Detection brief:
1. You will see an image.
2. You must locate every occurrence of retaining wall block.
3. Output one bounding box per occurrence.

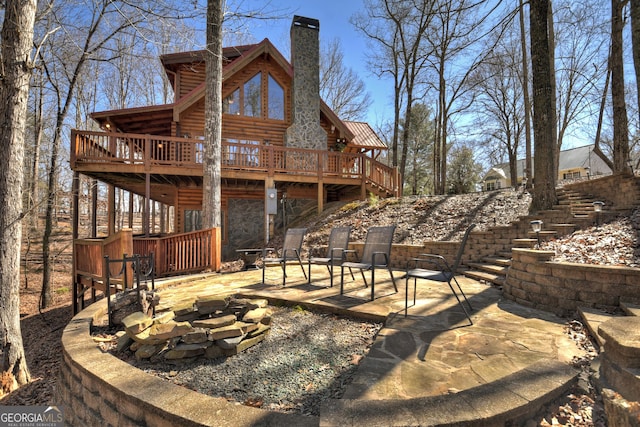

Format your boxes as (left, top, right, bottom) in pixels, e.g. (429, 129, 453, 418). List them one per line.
(551, 267, 587, 281)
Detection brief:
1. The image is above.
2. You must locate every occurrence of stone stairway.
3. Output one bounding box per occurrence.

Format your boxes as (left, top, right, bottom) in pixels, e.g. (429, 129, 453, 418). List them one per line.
(461, 176, 640, 287)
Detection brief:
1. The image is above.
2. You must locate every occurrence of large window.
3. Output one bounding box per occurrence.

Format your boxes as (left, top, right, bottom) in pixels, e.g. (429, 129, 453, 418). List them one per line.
(223, 71, 285, 121)
(244, 73, 261, 117)
(223, 89, 240, 115)
(268, 74, 284, 120)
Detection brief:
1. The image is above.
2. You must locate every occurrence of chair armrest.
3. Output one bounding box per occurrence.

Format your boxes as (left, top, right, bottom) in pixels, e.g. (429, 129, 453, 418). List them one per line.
(262, 247, 276, 257)
(342, 249, 358, 262)
(330, 247, 346, 260)
(409, 254, 451, 271)
(371, 251, 389, 267)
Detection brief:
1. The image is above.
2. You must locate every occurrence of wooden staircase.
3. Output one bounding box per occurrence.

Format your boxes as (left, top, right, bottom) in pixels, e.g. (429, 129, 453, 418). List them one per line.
(461, 176, 640, 287)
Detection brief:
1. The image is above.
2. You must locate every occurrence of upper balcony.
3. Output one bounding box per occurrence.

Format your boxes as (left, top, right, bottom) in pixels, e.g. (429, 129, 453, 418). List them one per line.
(70, 130, 401, 200)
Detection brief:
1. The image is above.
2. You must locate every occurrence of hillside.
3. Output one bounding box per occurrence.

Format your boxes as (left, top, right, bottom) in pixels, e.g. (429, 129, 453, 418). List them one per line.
(298, 189, 532, 248)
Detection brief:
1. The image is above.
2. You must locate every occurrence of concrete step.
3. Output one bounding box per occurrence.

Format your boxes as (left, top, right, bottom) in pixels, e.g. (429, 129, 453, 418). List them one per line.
(578, 306, 622, 351)
(621, 300, 640, 317)
(463, 269, 505, 287)
(483, 256, 511, 267)
(321, 360, 579, 426)
(466, 262, 508, 275)
(546, 224, 577, 237)
(512, 238, 537, 248)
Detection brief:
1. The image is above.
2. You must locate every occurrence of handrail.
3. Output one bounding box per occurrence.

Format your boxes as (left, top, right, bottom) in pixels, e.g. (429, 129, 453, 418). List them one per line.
(71, 129, 400, 197)
(133, 228, 221, 276)
(73, 229, 134, 314)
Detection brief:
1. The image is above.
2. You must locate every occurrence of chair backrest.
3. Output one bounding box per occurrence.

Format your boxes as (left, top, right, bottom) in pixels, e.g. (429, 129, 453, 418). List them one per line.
(360, 225, 396, 266)
(450, 224, 476, 273)
(326, 226, 351, 259)
(282, 228, 307, 259)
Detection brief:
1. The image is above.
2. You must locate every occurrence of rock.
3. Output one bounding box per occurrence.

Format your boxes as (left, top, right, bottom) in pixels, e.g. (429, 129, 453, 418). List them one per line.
(195, 295, 230, 314)
(216, 334, 247, 350)
(235, 321, 259, 334)
(122, 312, 153, 335)
(135, 344, 163, 359)
(192, 314, 236, 329)
(172, 300, 196, 316)
(246, 323, 271, 338)
(182, 328, 208, 344)
(152, 311, 175, 325)
(148, 321, 194, 341)
(223, 332, 267, 355)
(242, 308, 270, 323)
(164, 343, 209, 360)
(117, 334, 134, 352)
(208, 324, 244, 340)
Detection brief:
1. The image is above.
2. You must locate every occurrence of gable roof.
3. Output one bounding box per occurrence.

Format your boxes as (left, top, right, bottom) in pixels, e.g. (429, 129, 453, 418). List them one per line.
(483, 144, 612, 182)
(343, 121, 386, 150)
(91, 38, 356, 142)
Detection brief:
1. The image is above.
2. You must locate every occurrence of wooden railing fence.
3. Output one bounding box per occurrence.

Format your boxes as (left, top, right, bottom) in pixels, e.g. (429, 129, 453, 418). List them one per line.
(73, 228, 221, 313)
(71, 130, 400, 197)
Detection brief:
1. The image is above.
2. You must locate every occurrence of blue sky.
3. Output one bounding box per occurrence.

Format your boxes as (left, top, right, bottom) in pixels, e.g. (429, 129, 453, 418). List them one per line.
(244, 0, 393, 127)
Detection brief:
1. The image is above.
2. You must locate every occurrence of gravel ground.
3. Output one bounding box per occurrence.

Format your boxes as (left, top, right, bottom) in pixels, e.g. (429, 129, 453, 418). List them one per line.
(116, 306, 382, 417)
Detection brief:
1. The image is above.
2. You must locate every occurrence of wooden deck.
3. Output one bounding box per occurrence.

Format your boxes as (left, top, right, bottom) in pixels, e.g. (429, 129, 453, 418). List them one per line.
(71, 130, 400, 199)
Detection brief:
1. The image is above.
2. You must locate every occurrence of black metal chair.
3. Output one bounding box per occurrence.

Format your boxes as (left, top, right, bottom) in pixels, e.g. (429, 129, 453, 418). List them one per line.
(403, 224, 476, 325)
(307, 226, 352, 287)
(261, 228, 308, 286)
(340, 225, 398, 301)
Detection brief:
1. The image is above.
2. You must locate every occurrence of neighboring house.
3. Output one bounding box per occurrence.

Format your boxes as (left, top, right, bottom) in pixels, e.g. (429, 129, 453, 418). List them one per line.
(70, 15, 399, 281)
(481, 144, 612, 191)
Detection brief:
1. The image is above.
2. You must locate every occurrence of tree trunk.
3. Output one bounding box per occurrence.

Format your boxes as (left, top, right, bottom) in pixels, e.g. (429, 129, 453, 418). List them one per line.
(611, 0, 630, 173)
(630, 0, 640, 125)
(203, 0, 223, 230)
(547, 0, 559, 179)
(529, 0, 557, 212)
(519, 0, 533, 188)
(0, 0, 37, 395)
(28, 73, 43, 230)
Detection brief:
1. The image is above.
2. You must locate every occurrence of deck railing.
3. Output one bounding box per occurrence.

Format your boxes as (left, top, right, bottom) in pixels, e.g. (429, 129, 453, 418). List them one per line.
(133, 228, 221, 276)
(73, 228, 221, 313)
(71, 130, 400, 196)
(73, 229, 135, 313)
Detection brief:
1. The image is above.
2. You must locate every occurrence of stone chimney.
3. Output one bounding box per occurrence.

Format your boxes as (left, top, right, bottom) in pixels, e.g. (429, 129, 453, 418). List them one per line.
(284, 16, 327, 150)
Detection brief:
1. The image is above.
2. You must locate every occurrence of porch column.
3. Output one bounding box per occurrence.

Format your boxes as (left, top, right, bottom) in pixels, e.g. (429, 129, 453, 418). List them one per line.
(108, 184, 115, 235)
(128, 191, 134, 228)
(144, 173, 150, 236)
(317, 182, 323, 214)
(160, 203, 166, 234)
(91, 178, 97, 238)
(265, 178, 275, 243)
(71, 172, 80, 314)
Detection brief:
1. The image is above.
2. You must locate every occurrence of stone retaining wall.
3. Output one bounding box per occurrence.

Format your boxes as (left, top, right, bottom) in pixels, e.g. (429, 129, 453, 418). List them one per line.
(504, 248, 640, 316)
(56, 299, 316, 426)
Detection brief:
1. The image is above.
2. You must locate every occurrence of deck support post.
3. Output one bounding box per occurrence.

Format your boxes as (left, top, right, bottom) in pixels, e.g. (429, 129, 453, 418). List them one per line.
(108, 184, 115, 235)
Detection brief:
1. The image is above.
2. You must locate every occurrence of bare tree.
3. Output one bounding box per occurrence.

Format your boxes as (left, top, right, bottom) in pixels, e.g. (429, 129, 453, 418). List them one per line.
(352, 0, 435, 193)
(37, 0, 190, 308)
(529, 0, 557, 211)
(427, 0, 504, 195)
(472, 34, 524, 189)
(0, 0, 37, 395)
(320, 38, 373, 121)
(402, 103, 434, 195)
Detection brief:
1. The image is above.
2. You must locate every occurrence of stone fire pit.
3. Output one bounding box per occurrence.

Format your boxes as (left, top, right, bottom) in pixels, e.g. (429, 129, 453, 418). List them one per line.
(118, 294, 272, 361)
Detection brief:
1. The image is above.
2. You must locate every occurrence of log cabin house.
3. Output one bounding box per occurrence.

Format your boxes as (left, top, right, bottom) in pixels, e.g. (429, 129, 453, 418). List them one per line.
(70, 16, 400, 311)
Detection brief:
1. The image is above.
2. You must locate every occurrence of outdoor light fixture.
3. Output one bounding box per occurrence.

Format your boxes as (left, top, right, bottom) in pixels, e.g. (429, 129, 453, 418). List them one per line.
(530, 220, 543, 249)
(593, 201, 604, 228)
